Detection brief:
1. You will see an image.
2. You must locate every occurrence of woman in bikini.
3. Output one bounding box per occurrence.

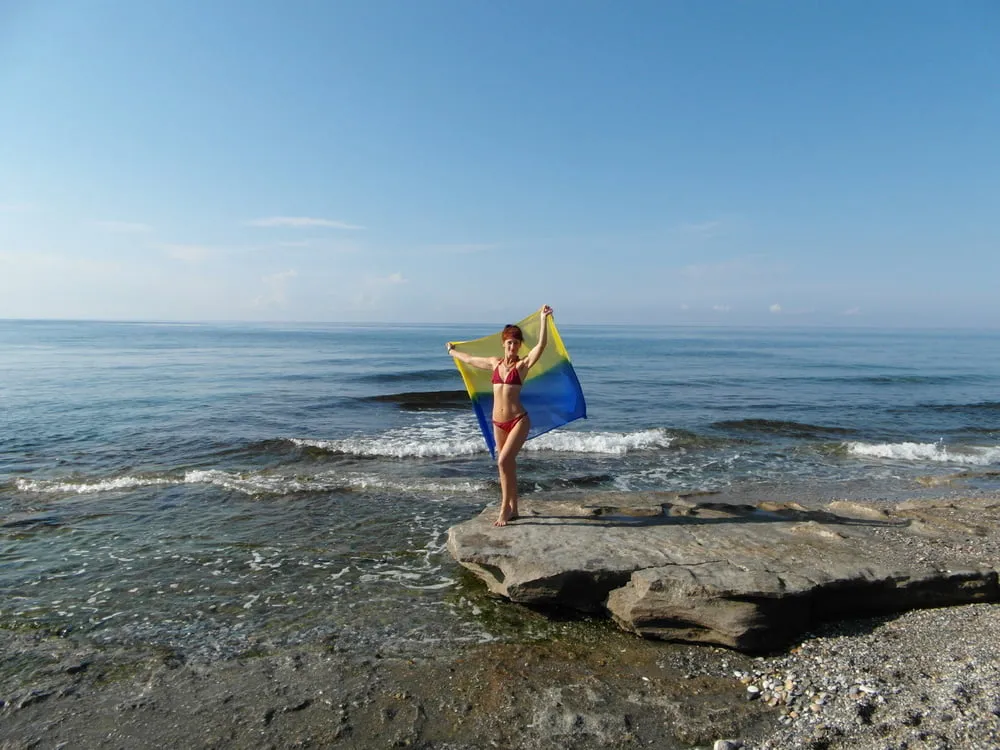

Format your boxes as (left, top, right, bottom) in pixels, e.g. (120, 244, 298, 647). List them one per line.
(446, 305, 552, 526)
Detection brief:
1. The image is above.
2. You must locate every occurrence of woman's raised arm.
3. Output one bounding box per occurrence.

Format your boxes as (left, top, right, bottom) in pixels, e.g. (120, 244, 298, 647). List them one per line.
(446, 342, 496, 370)
(522, 305, 553, 370)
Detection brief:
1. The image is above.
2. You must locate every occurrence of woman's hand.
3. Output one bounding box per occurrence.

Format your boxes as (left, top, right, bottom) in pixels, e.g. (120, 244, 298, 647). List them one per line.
(540, 305, 553, 319)
(446, 342, 455, 354)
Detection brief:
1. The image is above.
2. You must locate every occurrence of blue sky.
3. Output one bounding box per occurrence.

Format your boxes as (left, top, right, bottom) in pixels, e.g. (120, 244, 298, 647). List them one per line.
(1, 1, 997, 326)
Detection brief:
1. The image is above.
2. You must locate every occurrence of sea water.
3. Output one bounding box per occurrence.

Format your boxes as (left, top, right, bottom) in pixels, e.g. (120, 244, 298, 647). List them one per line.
(2, 320, 999, 659)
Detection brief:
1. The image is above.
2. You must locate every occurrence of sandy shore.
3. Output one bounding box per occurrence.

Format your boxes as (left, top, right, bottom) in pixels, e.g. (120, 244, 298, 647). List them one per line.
(3, 493, 999, 749)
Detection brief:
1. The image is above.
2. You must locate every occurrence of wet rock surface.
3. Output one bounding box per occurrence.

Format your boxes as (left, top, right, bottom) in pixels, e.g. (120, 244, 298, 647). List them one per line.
(3, 600, 999, 749)
(0, 623, 770, 750)
(448, 493, 1000, 651)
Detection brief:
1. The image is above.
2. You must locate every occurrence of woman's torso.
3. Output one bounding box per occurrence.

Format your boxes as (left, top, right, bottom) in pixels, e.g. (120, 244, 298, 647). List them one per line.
(491, 360, 527, 419)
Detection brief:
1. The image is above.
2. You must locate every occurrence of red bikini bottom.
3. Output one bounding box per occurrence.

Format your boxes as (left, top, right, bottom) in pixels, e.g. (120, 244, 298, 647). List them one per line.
(492, 413, 527, 433)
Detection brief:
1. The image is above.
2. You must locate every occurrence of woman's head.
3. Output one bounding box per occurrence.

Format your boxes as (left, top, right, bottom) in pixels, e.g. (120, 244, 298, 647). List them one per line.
(501, 325, 523, 342)
(501, 324, 523, 359)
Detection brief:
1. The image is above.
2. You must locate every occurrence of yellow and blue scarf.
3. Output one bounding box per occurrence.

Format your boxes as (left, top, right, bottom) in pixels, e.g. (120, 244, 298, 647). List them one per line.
(451, 311, 586, 456)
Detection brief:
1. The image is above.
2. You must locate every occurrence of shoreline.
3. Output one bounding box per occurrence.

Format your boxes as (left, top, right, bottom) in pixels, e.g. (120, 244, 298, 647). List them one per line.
(3, 490, 999, 749)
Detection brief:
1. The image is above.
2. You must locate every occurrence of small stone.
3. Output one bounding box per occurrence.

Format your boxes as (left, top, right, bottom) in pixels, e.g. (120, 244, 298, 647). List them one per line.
(855, 701, 876, 725)
(65, 660, 91, 675)
(17, 689, 54, 710)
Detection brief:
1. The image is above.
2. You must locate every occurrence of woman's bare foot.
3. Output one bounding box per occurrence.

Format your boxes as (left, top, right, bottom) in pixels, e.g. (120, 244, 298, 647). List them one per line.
(494, 506, 517, 527)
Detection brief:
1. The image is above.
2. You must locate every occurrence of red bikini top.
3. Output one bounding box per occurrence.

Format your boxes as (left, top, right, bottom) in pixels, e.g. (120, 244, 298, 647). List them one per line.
(491, 363, 522, 385)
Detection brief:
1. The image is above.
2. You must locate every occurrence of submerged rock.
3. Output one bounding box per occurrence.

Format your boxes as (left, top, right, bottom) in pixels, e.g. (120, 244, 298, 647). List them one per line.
(447, 493, 1000, 652)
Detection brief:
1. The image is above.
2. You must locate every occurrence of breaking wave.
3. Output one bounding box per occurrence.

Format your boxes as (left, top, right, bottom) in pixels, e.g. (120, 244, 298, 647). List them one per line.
(14, 470, 491, 497)
(293, 426, 677, 458)
(846, 441, 1000, 466)
(14, 476, 174, 494)
(526, 428, 675, 455)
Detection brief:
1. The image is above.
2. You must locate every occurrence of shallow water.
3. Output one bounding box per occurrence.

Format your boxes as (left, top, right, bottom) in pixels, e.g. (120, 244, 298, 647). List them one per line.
(3, 320, 1000, 657)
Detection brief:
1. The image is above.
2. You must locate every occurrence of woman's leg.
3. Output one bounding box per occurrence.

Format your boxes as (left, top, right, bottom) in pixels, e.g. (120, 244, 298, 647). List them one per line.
(493, 424, 509, 520)
(494, 417, 530, 526)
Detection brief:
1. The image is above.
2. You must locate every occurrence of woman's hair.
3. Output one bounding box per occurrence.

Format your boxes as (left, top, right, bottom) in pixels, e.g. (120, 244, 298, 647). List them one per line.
(501, 324, 523, 341)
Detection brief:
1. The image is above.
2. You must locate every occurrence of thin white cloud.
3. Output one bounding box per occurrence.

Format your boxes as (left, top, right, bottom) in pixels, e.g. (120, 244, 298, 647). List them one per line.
(769, 303, 782, 314)
(91, 220, 153, 233)
(162, 244, 215, 263)
(843, 307, 862, 316)
(248, 216, 365, 230)
(712, 305, 731, 312)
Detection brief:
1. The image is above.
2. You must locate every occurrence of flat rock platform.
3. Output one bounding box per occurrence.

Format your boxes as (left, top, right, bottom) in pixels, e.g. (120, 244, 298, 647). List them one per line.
(447, 492, 1000, 652)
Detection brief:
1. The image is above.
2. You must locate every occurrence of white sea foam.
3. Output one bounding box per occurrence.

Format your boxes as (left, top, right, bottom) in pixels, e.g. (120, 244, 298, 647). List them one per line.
(293, 435, 484, 458)
(185, 469, 489, 496)
(341, 476, 490, 494)
(527, 428, 674, 455)
(15, 469, 489, 498)
(847, 441, 1000, 466)
(14, 476, 174, 494)
(291, 416, 486, 458)
(292, 424, 675, 458)
(183, 469, 319, 495)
